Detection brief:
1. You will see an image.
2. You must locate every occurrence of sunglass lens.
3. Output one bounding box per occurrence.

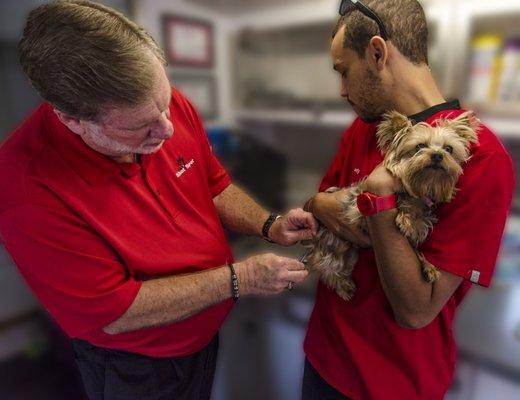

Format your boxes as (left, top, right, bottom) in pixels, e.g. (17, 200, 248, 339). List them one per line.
(339, 0, 350, 15)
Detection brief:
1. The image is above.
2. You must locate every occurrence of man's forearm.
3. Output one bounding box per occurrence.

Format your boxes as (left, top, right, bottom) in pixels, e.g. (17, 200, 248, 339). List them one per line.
(103, 265, 237, 335)
(103, 252, 309, 335)
(214, 184, 269, 237)
(366, 209, 435, 326)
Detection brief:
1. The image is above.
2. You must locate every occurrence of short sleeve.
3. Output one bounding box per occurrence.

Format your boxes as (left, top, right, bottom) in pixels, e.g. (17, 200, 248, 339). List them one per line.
(420, 151, 515, 287)
(319, 122, 357, 192)
(174, 89, 232, 197)
(0, 203, 142, 338)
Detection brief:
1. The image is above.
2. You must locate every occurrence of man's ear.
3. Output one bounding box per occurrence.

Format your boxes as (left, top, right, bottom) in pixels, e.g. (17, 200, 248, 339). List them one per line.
(368, 36, 388, 71)
(53, 109, 86, 135)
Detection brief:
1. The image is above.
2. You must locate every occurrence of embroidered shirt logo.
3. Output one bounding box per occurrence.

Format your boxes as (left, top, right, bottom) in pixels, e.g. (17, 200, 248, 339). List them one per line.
(176, 157, 195, 178)
(177, 157, 187, 169)
(354, 168, 361, 175)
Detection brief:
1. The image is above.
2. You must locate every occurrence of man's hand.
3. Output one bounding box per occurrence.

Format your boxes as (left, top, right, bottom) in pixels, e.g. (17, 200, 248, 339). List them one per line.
(235, 253, 309, 295)
(268, 208, 318, 246)
(309, 189, 371, 247)
(364, 163, 401, 196)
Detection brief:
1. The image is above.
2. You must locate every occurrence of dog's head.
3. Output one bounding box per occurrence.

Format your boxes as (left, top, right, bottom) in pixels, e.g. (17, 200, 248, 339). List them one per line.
(376, 110, 479, 203)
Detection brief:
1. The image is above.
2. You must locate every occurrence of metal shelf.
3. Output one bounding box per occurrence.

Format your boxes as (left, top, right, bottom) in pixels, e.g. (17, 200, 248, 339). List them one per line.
(469, 103, 520, 138)
(234, 108, 520, 138)
(469, 102, 520, 118)
(234, 108, 355, 127)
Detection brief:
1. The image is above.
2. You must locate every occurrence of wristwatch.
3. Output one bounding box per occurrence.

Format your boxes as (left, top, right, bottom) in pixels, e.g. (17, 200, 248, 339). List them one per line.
(262, 213, 282, 243)
(356, 192, 397, 216)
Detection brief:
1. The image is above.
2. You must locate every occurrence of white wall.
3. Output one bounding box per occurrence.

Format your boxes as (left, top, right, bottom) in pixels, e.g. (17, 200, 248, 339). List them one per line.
(133, 0, 342, 127)
(134, 0, 234, 126)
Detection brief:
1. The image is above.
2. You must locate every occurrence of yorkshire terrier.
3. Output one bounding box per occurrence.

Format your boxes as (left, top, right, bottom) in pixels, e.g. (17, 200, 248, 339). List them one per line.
(303, 111, 479, 300)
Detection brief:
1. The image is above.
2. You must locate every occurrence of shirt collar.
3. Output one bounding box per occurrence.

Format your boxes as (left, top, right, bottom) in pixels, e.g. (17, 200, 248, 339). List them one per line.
(408, 99, 461, 124)
(41, 103, 142, 185)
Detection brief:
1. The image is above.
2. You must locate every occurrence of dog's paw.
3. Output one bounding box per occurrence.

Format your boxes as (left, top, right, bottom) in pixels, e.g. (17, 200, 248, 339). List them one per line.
(336, 288, 355, 301)
(422, 265, 441, 283)
(395, 212, 416, 239)
(335, 281, 356, 301)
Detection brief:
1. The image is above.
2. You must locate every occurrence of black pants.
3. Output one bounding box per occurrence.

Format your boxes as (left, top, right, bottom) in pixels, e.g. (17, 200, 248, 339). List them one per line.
(71, 335, 219, 400)
(302, 359, 351, 400)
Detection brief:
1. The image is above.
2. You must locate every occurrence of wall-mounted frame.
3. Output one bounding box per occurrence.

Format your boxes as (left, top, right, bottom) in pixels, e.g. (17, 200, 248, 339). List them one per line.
(171, 72, 217, 121)
(162, 15, 214, 68)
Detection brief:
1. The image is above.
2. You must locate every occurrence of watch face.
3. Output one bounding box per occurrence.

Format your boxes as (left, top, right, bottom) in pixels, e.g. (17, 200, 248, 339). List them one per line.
(357, 192, 375, 215)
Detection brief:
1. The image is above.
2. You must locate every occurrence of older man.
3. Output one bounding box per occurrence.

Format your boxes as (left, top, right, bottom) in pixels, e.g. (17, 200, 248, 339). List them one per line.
(0, 1, 316, 399)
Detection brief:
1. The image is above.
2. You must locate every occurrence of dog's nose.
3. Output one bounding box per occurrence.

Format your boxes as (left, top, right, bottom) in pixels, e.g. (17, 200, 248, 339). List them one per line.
(431, 153, 443, 164)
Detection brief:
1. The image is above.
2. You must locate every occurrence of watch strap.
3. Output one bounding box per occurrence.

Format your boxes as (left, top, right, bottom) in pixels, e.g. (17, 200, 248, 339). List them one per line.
(262, 213, 282, 243)
(374, 194, 397, 212)
(357, 192, 397, 216)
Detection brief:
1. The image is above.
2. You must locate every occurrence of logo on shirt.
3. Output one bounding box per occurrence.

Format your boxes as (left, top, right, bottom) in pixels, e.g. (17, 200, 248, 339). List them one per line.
(176, 156, 195, 178)
(354, 168, 361, 175)
(177, 157, 187, 169)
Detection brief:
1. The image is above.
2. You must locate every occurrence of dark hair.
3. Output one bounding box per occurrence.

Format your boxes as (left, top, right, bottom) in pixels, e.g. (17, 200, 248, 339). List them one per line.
(19, 0, 167, 120)
(333, 0, 428, 65)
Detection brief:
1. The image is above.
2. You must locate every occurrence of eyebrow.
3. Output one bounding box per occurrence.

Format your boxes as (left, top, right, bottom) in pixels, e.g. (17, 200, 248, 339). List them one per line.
(124, 121, 152, 131)
(123, 87, 172, 130)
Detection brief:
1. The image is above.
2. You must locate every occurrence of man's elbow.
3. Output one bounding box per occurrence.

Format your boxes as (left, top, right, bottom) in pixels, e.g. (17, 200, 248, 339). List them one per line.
(394, 312, 434, 330)
(103, 320, 125, 335)
(103, 325, 120, 335)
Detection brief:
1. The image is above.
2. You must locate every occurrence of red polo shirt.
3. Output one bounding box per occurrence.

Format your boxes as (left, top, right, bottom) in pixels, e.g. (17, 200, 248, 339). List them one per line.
(304, 106, 515, 399)
(0, 88, 234, 357)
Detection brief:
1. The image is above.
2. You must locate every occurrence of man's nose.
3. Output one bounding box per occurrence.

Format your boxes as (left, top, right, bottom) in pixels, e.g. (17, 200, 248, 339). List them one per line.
(151, 112, 174, 139)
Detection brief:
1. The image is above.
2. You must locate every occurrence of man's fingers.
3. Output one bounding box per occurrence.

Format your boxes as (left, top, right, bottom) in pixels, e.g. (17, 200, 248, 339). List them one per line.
(300, 229, 315, 240)
(276, 231, 311, 246)
(287, 209, 318, 231)
(303, 214, 318, 233)
(286, 229, 315, 243)
(282, 258, 306, 271)
(286, 269, 309, 283)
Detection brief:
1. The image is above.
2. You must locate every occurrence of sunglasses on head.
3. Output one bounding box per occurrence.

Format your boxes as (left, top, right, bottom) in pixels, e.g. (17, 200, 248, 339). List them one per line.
(339, 0, 389, 41)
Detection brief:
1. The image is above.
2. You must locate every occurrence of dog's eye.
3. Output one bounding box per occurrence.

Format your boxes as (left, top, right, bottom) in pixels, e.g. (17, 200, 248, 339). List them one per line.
(416, 143, 427, 152)
(444, 145, 453, 154)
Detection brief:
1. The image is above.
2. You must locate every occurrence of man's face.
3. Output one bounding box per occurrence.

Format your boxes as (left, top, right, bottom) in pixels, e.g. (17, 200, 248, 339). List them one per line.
(80, 57, 174, 160)
(331, 25, 387, 122)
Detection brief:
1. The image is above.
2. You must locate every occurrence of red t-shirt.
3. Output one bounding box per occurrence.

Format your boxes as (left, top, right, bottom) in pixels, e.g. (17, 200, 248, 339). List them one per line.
(304, 107, 515, 399)
(0, 88, 234, 357)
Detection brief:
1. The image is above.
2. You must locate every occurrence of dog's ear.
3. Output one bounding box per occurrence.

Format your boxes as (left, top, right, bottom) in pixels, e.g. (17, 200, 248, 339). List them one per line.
(376, 111, 412, 153)
(436, 110, 480, 144)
